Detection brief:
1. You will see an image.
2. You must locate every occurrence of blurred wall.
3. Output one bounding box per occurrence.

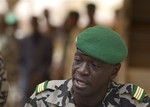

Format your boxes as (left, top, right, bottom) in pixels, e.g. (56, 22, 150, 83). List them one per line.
(123, 0, 150, 95)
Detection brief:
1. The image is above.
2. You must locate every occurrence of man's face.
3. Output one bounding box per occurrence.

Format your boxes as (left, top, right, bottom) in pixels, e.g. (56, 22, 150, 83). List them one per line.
(72, 50, 118, 96)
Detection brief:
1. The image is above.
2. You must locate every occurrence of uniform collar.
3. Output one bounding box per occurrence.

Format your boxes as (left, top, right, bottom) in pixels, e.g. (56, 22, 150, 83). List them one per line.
(45, 80, 125, 107)
(100, 81, 121, 107)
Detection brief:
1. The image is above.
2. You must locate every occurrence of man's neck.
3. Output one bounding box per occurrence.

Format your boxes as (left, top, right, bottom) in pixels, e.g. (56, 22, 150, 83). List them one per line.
(73, 86, 108, 107)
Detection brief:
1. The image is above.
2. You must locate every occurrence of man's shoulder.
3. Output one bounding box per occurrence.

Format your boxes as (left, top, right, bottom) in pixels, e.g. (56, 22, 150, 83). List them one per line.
(30, 79, 72, 99)
(117, 83, 150, 106)
(25, 79, 73, 107)
(35, 79, 71, 95)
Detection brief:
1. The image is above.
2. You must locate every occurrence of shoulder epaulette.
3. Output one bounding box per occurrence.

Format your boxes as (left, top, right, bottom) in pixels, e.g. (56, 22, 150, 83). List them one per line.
(36, 80, 49, 94)
(131, 85, 147, 102)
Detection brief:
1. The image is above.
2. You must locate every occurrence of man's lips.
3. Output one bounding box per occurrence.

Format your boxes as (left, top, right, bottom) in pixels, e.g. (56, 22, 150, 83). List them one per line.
(74, 78, 89, 88)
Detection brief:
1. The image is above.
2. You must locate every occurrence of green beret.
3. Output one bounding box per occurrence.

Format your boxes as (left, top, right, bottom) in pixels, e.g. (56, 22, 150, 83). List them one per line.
(76, 26, 128, 64)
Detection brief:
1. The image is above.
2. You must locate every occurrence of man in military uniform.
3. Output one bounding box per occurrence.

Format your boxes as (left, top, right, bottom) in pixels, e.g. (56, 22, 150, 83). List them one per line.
(24, 26, 150, 107)
(0, 53, 8, 106)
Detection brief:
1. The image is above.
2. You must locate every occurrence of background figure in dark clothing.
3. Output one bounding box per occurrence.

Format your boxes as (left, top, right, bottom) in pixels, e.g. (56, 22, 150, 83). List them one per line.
(41, 9, 57, 40)
(18, 16, 53, 105)
(85, 3, 97, 28)
(52, 11, 80, 79)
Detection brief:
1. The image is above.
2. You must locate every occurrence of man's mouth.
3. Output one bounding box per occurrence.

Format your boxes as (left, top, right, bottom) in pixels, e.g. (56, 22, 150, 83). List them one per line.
(77, 80, 86, 85)
(74, 78, 88, 88)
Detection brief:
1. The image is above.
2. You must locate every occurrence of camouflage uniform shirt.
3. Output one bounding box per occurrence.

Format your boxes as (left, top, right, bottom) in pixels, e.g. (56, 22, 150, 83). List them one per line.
(0, 54, 8, 106)
(24, 79, 150, 107)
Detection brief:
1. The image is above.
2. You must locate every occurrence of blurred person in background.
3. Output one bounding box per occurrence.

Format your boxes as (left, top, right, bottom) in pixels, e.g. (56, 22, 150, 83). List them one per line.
(18, 16, 53, 105)
(63, 11, 82, 78)
(85, 3, 97, 29)
(0, 13, 19, 107)
(40, 9, 57, 40)
(0, 53, 8, 107)
(0, 13, 19, 83)
(51, 11, 81, 79)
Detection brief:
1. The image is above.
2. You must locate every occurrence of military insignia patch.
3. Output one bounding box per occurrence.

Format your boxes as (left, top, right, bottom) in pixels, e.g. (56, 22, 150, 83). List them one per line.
(131, 85, 147, 102)
(36, 80, 48, 94)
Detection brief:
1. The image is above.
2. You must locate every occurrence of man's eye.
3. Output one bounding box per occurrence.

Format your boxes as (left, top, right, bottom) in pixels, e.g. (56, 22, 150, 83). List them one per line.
(75, 58, 80, 62)
(91, 63, 100, 68)
(74, 56, 81, 62)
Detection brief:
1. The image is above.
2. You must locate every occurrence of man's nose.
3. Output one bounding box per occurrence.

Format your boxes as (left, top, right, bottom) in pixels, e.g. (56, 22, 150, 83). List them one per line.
(78, 62, 90, 76)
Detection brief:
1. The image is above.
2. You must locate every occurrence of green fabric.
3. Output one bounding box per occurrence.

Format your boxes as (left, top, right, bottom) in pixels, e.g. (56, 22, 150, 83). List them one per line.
(44, 81, 48, 90)
(131, 85, 147, 102)
(140, 91, 146, 102)
(36, 80, 48, 94)
(36, 84, 39, 94)
(5, 12, 17, 25)
(76, 26, 128, 64)
(131, 85, 137, 96)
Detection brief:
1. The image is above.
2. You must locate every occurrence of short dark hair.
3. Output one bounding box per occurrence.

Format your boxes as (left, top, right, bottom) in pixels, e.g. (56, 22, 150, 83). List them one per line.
(86, 3, 96, 12)
(69, 11, 79, 19)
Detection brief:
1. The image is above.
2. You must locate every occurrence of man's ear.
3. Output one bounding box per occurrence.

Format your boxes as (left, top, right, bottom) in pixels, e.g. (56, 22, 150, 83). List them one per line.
(110, 63, 121, 80)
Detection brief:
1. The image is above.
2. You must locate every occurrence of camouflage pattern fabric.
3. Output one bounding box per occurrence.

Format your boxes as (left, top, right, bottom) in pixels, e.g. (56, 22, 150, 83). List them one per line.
(0, 54, 8, 106)
(24, 79, 150, 107)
